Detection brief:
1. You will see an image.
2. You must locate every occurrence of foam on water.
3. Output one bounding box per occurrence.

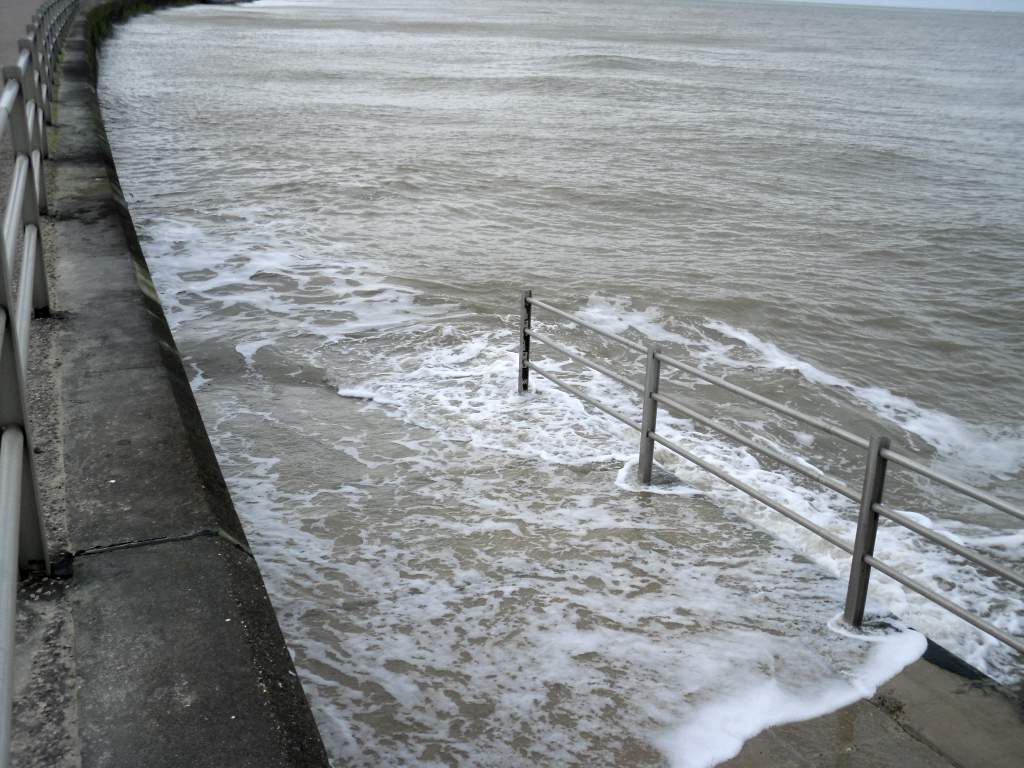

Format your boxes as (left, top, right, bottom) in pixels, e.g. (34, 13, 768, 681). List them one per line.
(655, 623, 926, 768)
(332, 298, 1020, 673)
(707, 319, 1024, 479)
(116, 211, 1019, 760)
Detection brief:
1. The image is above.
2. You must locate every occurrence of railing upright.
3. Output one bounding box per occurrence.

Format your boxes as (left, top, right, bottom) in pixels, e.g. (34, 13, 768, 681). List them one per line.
(637, 346, 660, 484)
(0, 425, 26, 768)
(844, 436, 891, 627)
(517, 290, 532, 394)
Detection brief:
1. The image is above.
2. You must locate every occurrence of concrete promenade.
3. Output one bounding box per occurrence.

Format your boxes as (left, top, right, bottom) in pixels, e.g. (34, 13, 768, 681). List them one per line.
(5, 1, 1023, 766)
(10, 1, 329, 766)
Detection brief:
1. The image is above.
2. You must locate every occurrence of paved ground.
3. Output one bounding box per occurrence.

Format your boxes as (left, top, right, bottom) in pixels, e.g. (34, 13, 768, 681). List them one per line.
(6, 1, 1024, 767)
(726, 643, 1022, 767)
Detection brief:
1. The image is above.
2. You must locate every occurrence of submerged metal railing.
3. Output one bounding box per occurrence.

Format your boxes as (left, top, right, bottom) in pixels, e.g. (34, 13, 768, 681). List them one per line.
(1, 1, 78, 765)
(517, 290, 1024, 658)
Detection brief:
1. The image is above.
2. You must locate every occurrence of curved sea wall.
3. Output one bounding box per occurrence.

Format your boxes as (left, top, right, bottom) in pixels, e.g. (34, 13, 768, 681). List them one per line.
(43, 3, 1024, 767)
(28, 0, 330, 764)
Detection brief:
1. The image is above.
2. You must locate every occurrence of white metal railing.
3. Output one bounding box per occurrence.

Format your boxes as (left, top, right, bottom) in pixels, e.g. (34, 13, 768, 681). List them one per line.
(1, 1, 78, 765)
(517, 291, 1024, 659)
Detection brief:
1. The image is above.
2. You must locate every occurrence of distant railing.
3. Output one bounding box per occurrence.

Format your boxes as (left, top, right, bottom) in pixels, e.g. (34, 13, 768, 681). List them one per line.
(1, 1, 78, 765)
(517, 290, 1024, 658)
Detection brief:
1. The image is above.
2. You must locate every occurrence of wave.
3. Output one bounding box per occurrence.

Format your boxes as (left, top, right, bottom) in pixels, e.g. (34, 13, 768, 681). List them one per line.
(706, 319, 1024, 480)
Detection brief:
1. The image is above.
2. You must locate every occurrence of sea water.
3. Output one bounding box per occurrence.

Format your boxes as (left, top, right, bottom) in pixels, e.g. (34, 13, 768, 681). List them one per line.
(98, 1, 1023, 764)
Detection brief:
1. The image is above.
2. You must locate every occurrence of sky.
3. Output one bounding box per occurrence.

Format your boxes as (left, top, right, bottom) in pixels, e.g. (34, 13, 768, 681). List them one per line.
(785, 0, 1024, 9)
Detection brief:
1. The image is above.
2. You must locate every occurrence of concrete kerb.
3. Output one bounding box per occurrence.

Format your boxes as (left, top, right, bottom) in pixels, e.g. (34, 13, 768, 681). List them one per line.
(12, 1, 332, 765)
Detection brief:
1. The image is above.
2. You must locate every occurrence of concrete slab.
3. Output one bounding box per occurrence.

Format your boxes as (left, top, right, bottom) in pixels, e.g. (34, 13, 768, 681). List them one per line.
(72, 537, 323, 768)
(725, 644, 1024, 768)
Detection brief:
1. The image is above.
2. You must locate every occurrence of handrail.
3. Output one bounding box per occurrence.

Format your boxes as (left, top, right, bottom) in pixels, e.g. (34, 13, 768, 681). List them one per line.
(526, 327, 643, 393)
(1, 3, 78, 767)
(881, 448, 1024, 524)
(874, 502, 1024, 591)
(655, 351, 871, 449)
(652, 390, 861, 503)
(527, 297, 648, 354)
(0, 426, 26, 766)
(864, 554, 1024, 656)
(524, 297, 871, 449)
(649, 430, 855, 555)
(516, 292, 1023, 660)
(527, 362, 641, 431)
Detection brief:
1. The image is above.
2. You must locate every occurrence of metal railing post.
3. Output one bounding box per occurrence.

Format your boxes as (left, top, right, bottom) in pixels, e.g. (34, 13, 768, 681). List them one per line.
(517, 289, 532, 394)
(0, 304, 48, 576)
(844, 435, 890, 627)
(1, 426, 26, 768)
(2, 71, 31, 156)
(637, 347, 661, 484)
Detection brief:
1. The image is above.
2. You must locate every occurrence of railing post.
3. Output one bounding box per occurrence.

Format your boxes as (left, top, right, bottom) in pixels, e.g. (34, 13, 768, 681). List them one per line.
(2, 70, 30, 157)
(637, 346, 661, 484)
(0, 309, 48, 575)
(1, 425, 26, 768)
(844, 435, 890, 627)
(517, 289, 532, 394)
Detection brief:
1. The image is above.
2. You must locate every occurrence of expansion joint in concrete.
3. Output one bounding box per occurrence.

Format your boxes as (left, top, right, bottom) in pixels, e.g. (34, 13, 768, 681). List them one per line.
(73, 527, 253, 560)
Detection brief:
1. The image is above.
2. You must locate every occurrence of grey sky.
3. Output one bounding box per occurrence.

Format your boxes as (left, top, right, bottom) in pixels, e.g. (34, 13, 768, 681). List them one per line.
(776, 0, 1024, 10)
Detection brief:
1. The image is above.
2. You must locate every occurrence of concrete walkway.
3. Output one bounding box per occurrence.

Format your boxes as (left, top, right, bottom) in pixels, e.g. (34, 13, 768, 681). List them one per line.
(726, 643, 1022, 767)
(10, 2, 330, 766)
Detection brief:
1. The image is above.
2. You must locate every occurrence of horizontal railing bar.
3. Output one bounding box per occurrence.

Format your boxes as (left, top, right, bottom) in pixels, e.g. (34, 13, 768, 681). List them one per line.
(655, 351, 870, 450)
(874, 502, 1024, 591)
(0, 424, 26, 765)
(527, 327, 644, 394)
(649, 430, 854, 555)
(527, 297, 648, 354)
(864, 554, 1024, 656)
(527, 362, 641, 432)
(880, 448, 1024, 523)
(653, 390, 862, 503)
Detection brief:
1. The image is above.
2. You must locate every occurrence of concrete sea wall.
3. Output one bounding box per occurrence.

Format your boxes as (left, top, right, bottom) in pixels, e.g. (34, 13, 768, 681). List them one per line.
(13, 0, 330, 764)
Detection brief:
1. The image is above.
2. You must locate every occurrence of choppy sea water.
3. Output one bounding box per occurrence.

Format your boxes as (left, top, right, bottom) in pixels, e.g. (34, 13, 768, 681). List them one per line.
(98, 0, 1023, 765)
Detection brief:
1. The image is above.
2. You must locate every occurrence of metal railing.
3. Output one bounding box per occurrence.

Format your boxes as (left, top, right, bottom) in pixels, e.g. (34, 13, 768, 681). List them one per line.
(1, 1, 78, 765)
(517, 290, 1024, 658)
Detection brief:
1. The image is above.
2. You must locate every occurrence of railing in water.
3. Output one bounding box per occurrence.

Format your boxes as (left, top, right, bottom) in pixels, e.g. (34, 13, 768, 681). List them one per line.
(516, 290, 1024, 658)
(1, 1, 78, 765)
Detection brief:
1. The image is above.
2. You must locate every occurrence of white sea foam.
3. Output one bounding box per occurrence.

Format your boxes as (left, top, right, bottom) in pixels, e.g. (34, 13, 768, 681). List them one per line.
(655, 626, 927, 768)
(706, 319, 1024, 478)
(131, 220, 1019, 759)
